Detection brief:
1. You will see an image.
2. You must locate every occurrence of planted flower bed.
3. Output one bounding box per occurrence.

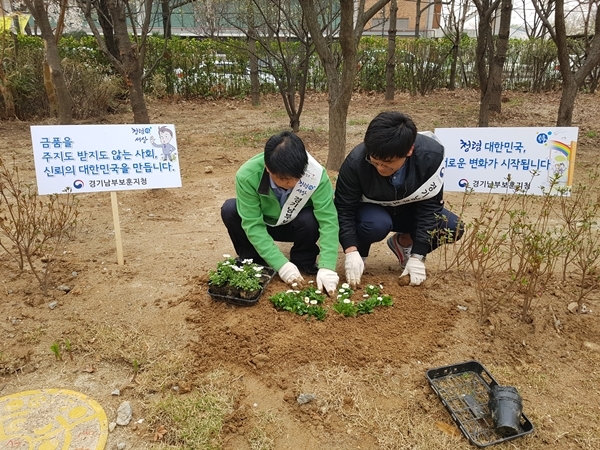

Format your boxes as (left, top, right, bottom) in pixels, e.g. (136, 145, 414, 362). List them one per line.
(208, 255, 275, 306)
(269, 282, 393, 321)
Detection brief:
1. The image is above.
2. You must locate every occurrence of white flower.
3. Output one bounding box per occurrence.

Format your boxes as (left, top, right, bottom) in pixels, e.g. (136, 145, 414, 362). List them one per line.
(363, 294, 369, 298)
(304, 297, 310, 303)
(310, 300, 318, 305)
(368, 284, 374, 289)
(379, 284, 384, 289)
(343, 298, 351, 304)
(337, 294, 342, 299)
(292, 283, 298, 288)
(308, 280, 314, 284)
(342, 283, 350, 289)
(223, 261, 231, 265)
(315, 290, 322, 294)
(223, 254, 231, 258)
(286, 290, 294, 293)
(377, 296, 383, 301)
(294, 290, 300, 293)
(253, 266, 263, 271)
(255, 274, 262, 278)
(339, 288, 345, 293)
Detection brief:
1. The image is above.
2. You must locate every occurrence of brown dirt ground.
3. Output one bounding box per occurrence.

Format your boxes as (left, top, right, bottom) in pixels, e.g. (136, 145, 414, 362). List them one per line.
(1, 89, 600, 450)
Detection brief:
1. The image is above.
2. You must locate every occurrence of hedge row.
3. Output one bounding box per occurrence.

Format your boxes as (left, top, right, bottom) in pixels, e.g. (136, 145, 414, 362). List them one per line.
(0, 33, 586, 120)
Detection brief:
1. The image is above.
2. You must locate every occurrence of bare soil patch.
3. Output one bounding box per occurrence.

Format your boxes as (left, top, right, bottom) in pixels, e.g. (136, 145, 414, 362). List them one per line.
(1, 90, 600, 449)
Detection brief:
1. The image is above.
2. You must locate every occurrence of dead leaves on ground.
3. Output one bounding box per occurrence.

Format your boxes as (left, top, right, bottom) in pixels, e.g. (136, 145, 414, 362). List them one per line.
(154, 424, 168, 441)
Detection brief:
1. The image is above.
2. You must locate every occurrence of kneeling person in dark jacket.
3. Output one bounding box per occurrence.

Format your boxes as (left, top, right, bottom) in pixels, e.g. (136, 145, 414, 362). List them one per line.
(334, 111, 463, 287)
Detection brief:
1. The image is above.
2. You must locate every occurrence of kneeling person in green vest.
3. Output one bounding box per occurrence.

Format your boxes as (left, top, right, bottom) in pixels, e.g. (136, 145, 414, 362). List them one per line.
(221, 131, 339, 295)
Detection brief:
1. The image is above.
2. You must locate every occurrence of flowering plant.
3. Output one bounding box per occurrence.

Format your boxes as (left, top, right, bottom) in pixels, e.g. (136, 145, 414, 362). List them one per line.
(209, 255, 266, 293)
(332, 283, 393, 317)
(270, 282, 393, 320)
(269, 284, 327, 321)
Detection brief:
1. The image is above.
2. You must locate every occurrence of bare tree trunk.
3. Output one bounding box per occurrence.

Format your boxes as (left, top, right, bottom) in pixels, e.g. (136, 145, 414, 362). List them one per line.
(0, 66, 16, 118)
(327, 87, 352, 169)
(415, 0, 422, 37)
(440, 0, 471, 90)
(79, 0, 150, 124)
(449, 44, 458, 90)
(473, 0, 501, 126)
(25, 0, 73, 124)
(475, 15, 491, 126)
(161, 0, 174, 96)
(532, 0, 600, 125)
(246, 3, 260, 107)
(248, 35, 260, 107)
(385, 0, 397, 101)
(110, 0, 148, 123)
(489, 0, 511, 113)
(557, 77, 579, 126)
(554, 3, 600, 125)
(299, 0, 390, 170)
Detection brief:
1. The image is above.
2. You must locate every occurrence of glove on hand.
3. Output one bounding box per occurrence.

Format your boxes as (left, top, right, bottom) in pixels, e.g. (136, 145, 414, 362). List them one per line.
(401, 257, 427, 286)
(344, 251, 364, 289)
(278, 262, 304, 286)
(316, 268, 339, 296)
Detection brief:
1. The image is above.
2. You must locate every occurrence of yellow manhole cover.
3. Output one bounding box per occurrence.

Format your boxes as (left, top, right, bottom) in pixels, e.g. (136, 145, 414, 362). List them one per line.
(0, 389, 108, 450)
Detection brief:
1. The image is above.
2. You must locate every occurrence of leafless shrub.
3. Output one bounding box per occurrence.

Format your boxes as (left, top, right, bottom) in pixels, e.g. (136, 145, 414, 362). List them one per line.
(62, 58, 127, 119)
(0, 156, 79, 295)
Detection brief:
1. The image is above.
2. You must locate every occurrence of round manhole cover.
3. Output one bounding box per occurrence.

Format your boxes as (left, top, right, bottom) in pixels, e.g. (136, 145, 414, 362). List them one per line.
(0, 388, 108, 449)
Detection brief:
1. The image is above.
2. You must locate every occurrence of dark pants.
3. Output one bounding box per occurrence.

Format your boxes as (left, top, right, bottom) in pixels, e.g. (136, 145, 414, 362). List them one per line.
(354, 203, 463, 257)
(221, 198, 320, 267)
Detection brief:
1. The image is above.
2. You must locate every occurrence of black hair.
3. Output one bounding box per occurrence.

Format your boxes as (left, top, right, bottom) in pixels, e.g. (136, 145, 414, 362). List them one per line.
(363, 111, 417, 160)
(264, 131, 308, 179)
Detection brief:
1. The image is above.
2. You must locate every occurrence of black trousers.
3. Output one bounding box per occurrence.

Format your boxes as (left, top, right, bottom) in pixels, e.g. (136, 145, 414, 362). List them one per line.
(354, 202, 463, 256)
(221, 198, 319, 267)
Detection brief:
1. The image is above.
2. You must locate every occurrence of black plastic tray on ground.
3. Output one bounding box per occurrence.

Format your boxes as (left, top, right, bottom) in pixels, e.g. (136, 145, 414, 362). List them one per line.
(426, 360, 534, 447)
(208, 267, 275, 306)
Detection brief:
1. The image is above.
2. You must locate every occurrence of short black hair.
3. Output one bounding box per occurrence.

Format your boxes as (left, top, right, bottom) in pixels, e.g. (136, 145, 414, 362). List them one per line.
(264, 131, 308, 179)
(364, 111, 417, 160)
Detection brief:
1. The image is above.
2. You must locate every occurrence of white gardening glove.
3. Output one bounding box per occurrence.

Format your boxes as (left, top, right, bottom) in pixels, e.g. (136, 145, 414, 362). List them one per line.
(278, 262, 304, 286)
(316, 268, 339, 296)
(344, 251, 364, 289)
(401, 257, 427, 286)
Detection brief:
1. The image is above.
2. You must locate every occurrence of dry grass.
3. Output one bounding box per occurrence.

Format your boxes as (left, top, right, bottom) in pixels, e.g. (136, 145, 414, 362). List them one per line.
(248, 409, 281, 450)
(145, 369, 240, 450)
(290, 363, 551, 449)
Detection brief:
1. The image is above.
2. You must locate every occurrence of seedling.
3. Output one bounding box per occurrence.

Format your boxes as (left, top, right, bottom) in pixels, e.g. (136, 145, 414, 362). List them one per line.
(50, 342, 62, 361)
(64, 339, 73, 361)
(132, 359, 140, 382)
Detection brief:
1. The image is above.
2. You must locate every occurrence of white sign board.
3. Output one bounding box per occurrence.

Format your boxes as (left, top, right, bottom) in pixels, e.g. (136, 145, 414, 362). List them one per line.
(435, 127, 578, 195)
(31, 124, 182, 195)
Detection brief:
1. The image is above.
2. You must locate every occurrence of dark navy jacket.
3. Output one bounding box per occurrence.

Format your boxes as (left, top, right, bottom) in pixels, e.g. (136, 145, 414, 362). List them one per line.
(334, 133, 445, 256)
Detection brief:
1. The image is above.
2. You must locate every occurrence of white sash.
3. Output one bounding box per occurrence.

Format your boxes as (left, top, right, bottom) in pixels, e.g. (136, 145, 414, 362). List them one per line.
(361, 159, 445, 207)
(269, 154, 324, 227)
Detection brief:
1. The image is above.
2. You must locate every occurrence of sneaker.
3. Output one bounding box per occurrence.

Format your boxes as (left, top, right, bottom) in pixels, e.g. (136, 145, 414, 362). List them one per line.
(387, 234, 412, 268)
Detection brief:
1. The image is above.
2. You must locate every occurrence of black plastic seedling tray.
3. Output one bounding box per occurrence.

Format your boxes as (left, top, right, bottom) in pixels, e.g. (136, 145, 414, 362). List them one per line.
(426, 360, 534, 447)
(208, 267, 275, 306)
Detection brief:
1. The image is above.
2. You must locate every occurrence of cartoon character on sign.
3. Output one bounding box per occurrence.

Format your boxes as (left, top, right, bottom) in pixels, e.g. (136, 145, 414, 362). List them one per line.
(547, 140, 574, 186)
(150, 126, 177, 161)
